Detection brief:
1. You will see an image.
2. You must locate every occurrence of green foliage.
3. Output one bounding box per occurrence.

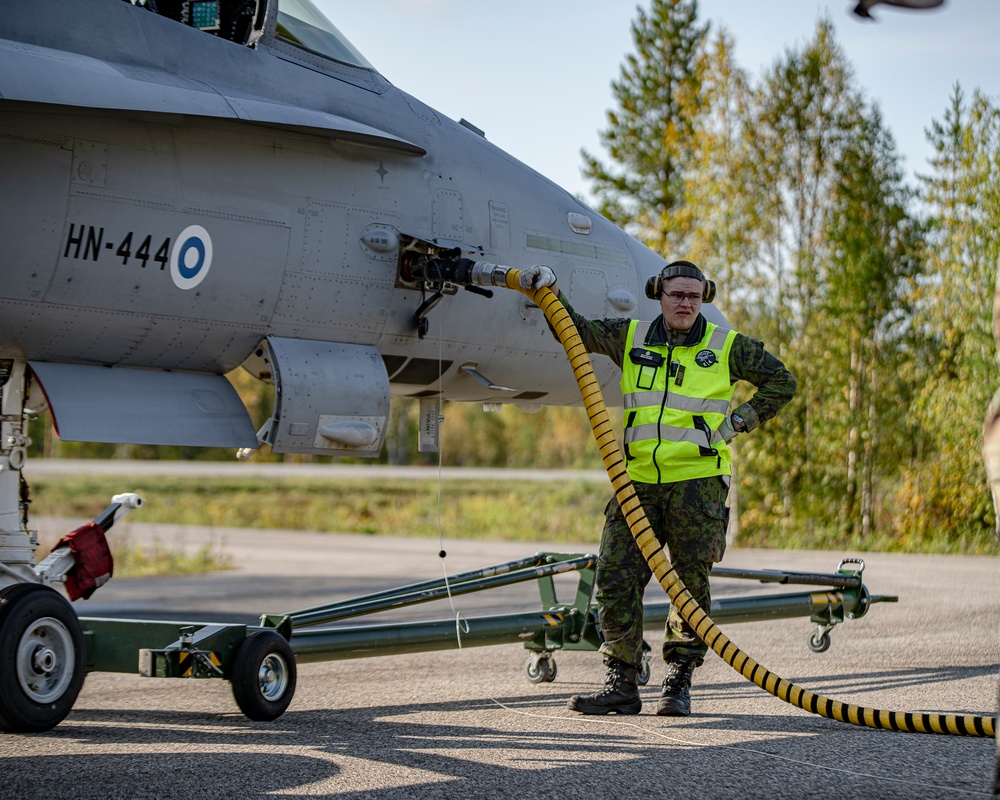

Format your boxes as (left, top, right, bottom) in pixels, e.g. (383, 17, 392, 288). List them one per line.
(30, 474, 610, 544)
(810, 106, 924, 539)
(439, 403, 619, 469)
(893, 86, 1000, 545)
(109, 537, 233, 577)
(582, 0, 710, 254)
(728, 18, 865, 543)
(686, 29, 756, 290)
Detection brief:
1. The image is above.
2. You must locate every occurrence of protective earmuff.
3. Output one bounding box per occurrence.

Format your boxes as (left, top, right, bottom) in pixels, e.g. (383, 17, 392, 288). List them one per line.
(644, 260, 716, 303)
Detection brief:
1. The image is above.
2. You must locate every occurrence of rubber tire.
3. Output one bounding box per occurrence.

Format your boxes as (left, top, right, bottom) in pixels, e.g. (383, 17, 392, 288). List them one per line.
(637, 658, 651, 686)
(0, 583, 86, 733)
(808, 631, 832, 653)
(524, 655, 557, 684)
(230, 631, 296, 722)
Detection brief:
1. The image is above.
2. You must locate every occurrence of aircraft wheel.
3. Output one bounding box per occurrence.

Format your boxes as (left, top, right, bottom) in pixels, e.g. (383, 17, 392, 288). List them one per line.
(231, 631, 296, 721)
(808, 630, 832, 653)
(0, 583, 86, 733)
(524, 654, 557, 683)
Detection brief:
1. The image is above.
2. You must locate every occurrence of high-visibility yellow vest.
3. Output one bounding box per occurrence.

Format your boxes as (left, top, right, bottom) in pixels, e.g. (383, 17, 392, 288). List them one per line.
(621, 319, 738, 484)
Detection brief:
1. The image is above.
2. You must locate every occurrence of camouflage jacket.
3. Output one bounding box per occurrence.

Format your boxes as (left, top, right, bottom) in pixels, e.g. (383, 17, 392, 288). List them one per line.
(555, 291, 797, 433)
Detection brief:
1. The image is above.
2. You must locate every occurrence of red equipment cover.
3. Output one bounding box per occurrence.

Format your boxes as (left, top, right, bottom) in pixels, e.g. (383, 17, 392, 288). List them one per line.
(55, 521, 114, 601)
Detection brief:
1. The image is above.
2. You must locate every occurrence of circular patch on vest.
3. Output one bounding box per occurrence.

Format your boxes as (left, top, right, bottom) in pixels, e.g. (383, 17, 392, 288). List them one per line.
(695, 349, 718, 367)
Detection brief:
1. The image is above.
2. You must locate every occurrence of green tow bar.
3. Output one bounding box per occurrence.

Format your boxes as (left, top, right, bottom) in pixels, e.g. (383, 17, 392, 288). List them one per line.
(78, 551, 895, 719)
(280, 553, 894, 681)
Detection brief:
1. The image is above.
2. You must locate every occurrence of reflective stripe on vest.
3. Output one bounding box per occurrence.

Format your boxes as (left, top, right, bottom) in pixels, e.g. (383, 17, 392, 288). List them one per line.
(624, 391, 731, 415)
(621, 319, 738, 484)
(624, 423, 727, 447)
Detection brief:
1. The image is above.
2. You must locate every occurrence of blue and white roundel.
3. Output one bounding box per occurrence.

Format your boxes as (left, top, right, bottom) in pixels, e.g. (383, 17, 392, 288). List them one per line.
(170, 225, 213, 290)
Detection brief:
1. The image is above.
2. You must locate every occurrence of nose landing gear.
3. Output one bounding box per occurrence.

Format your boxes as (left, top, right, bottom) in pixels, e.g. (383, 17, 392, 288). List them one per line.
(0, 583, 86, 733)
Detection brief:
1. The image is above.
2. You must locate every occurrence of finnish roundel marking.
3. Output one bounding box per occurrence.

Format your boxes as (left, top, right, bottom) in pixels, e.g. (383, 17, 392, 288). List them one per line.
(695, 349, 717, 368)
(170, 225, 213, 290)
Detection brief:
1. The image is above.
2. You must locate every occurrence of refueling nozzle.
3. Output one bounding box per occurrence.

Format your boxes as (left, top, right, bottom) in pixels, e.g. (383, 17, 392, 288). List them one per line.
(400, 250, 512, 289)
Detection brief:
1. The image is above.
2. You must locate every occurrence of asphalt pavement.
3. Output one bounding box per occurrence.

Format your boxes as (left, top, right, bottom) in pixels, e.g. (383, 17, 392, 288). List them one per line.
(2, 515, 999, 799)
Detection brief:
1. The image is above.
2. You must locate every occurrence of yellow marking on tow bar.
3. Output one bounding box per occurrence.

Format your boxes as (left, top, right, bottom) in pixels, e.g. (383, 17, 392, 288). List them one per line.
(178, 651, 221, 676)
(542, 614, 563, 626)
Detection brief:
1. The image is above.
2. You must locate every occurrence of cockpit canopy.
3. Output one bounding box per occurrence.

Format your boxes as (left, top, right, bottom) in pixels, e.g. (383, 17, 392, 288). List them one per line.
(127, 0, 373, 70)
(274, 0, 372, 68)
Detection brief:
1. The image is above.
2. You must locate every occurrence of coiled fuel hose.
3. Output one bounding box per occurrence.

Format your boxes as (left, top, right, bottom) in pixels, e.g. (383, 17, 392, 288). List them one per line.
(500, 268, 994, 738)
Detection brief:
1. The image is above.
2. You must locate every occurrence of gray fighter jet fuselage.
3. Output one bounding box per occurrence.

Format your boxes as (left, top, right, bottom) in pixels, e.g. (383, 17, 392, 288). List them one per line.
(0, 0, 708, 458)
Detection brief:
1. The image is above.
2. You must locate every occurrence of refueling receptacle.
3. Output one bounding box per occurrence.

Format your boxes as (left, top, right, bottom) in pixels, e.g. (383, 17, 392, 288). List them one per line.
(396, 240, 511, 338)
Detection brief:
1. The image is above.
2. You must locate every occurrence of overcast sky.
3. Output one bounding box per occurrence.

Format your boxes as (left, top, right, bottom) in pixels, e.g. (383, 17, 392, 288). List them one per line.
(318, 0, 999, 204)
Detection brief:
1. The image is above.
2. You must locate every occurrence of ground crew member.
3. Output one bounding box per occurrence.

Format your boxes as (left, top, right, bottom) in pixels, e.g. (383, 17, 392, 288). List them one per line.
(520, 260, 796, 716)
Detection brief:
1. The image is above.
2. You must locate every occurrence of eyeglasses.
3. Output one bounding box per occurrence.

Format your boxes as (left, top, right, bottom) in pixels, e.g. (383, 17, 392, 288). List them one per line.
(663, 292, 702, 304)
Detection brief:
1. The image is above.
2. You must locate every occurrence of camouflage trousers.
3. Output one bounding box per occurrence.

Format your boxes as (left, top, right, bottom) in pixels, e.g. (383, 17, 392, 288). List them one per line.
(596, 476, 729, 668)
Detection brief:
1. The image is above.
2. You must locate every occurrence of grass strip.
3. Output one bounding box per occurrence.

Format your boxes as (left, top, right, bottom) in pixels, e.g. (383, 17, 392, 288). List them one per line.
(28, 475, 609, 544)
(25, 472, 997, 555)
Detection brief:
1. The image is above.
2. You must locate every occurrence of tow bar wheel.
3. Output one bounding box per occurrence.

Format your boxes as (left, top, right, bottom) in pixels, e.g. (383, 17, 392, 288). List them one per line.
(524, 652, 557, 683)
(230, 630, 297, 721)
(0, 583, 87, 733)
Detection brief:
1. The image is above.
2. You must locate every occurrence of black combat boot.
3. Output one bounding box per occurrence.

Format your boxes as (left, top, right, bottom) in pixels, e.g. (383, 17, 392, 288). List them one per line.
(568, 657, 642, 715)
(656, 658, 696, 717)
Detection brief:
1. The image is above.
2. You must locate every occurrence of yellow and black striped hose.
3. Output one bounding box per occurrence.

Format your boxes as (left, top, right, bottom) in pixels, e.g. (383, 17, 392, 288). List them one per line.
(509, 272, 994, 738)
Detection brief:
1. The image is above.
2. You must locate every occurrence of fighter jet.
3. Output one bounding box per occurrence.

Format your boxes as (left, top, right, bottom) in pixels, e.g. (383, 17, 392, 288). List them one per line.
(0, 0, 704, 476)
